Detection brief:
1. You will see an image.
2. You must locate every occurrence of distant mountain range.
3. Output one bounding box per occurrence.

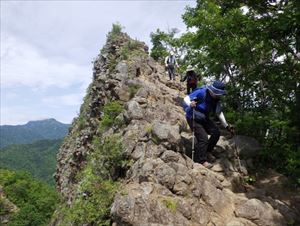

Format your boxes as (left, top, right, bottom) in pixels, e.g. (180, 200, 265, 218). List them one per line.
(0, 118, 69, 148)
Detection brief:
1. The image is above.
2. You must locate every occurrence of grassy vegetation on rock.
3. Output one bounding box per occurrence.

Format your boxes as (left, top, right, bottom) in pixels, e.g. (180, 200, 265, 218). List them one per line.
(57, 99, 127, 225)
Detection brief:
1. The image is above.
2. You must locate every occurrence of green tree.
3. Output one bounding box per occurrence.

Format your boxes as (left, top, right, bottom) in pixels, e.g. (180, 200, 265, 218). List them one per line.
(0, 139, 62, 185)
(182, 0, 300, 183)
(0, 169, 59, 226)
(150, 28, 183, 61)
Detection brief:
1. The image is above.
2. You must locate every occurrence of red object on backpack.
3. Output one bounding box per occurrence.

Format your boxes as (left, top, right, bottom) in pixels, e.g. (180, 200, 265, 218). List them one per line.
(188, 75, 197, 86)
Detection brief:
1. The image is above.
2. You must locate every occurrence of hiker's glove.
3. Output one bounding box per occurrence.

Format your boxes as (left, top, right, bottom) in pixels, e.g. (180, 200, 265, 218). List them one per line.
(226, 125, 235, 136)
(190, 101, 197, 108)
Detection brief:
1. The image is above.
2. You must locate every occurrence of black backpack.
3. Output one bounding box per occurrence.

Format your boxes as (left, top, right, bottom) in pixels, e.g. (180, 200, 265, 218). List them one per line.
(188, 72, 198, 85)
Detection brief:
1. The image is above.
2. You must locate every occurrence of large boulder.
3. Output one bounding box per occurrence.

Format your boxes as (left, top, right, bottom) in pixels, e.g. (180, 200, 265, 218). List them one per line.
(126, 100, 144, 120)
(112, 61, 128, 81)
(151, 120, 181, 150)
(235, 198, 285, 226)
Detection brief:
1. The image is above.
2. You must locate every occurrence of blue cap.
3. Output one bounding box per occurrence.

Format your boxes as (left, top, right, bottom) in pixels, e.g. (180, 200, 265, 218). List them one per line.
(207, 81, 227, 96)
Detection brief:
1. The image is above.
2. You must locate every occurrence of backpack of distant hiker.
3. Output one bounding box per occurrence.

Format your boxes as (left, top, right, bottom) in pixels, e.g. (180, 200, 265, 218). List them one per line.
(188, 72, 198, 86)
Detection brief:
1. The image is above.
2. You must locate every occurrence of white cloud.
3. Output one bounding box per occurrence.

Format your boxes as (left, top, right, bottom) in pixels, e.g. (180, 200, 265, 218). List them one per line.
(1, 32, 92, 89)
(1, 1, 196, 125)
(1, 106, 50, 125)
(42, 93, 84, 107)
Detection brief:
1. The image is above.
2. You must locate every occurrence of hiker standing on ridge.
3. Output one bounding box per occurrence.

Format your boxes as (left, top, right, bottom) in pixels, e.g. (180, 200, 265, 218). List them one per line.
(181, 65, 199, 94)
(165, 51, 178, 81)
(182, 81, 234, 168)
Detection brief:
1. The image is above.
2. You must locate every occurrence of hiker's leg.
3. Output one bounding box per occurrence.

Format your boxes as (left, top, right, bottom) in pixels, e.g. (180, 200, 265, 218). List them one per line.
(168, 68, 172, 80)
(203, 119, 220, 153)
(171, 68, 175, 80)
(187, 118, 208, 163)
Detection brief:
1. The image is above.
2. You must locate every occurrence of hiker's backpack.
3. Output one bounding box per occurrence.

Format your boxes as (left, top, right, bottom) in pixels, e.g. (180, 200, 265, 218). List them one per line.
(188, 73, 198, 86)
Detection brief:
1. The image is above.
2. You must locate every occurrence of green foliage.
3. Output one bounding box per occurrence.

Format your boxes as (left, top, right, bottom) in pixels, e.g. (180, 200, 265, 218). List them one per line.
(57, 101, 129, 225)
(60, 178, 119, 226)
(0, 139, 62, 185)
(0, 169, 58, 226)
(107, 23, 123, 42)
(59, 134, 125, 225)
(108, 57, 118, 72)
(112, 23, 122, 34)
(76, 84, 93, 131)
(150, 28, 183, 64)
(144, 123, 153, 135)
(287, 219, 296, 226)
(128, 84, 141, 99)
(150, 29, 170, 61)
(180, 0, 300, 185)
(77, 114, 87, 131)
(98, 101, 124, 132)
(120, 39, 145, 60)
(161, 197, 177, 213)
(92, 134, 126, 179)
(0, 197, 10, 215)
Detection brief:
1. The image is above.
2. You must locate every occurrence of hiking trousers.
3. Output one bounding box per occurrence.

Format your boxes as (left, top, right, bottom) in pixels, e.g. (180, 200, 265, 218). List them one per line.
(167, 65, 175, 80)
(187, 117, 220, 163)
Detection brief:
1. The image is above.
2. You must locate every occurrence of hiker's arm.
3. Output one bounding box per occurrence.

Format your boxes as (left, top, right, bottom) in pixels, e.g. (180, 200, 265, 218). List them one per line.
(216, 102, 228, 128)
(217, 112, 229, 128)
(184, 95, 191, 106)
(184, 95, 197, 108)
(164, 57, 168, 66)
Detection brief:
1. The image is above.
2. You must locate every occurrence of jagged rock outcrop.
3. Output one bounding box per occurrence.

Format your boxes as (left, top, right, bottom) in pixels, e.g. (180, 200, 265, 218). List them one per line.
(52, 30, 299, 225)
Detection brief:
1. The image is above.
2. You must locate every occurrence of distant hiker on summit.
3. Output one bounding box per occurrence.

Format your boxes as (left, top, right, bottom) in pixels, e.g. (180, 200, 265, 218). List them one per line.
(182, 81, 234, 168)
(181, 65, 199, 94)
(165, 51, 178, 81)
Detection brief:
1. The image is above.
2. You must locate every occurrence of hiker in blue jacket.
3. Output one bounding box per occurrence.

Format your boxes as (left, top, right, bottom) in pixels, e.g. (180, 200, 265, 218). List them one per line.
(183, 81, 234, 168)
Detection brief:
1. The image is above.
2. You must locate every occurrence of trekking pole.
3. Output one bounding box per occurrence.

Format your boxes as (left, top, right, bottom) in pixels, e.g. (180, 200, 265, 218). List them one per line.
(232, 130, 242, 173)
(192, 108, 195, 161)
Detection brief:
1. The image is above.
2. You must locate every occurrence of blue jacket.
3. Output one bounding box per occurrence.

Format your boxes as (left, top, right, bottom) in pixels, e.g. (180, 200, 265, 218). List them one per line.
(183, 86, 221, 120)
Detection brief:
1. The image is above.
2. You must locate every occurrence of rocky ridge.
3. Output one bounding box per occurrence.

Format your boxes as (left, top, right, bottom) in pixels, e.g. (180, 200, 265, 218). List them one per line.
(52, 30, 299, 226)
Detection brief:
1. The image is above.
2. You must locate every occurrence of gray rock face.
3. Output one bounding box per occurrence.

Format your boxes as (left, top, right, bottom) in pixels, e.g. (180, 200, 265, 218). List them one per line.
(151, 121, 181, 150)
(126, 100, 144, 120)
(116, 61, 128, 74)
(235, 199, 285, 226)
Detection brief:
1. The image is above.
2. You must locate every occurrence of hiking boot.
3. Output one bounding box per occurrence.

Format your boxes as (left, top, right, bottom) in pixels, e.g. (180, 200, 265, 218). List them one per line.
(202, 161, 213, 169)
(207, 153, 216, 162)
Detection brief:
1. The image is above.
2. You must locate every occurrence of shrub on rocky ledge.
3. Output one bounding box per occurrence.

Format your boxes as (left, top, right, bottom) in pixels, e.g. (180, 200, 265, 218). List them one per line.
(98, 101, 124, 132)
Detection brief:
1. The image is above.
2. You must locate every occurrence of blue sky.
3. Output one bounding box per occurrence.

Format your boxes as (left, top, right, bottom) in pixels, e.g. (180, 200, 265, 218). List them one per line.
(1, 0, 195, 125)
